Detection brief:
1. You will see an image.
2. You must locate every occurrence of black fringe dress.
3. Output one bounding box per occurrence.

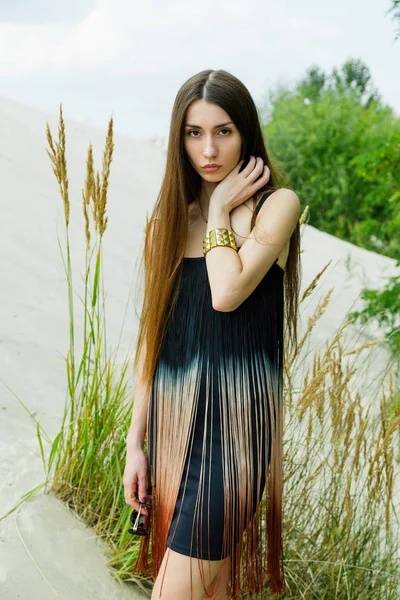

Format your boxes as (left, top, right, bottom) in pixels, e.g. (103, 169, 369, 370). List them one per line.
(143, 190, 285, 597)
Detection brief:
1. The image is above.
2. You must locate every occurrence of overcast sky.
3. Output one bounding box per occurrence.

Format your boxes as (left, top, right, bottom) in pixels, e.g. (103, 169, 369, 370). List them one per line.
(0, 0, 399, 141)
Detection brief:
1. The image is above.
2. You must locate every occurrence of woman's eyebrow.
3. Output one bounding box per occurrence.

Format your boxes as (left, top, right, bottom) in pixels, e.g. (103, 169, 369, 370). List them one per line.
(184, 121, 234, 128)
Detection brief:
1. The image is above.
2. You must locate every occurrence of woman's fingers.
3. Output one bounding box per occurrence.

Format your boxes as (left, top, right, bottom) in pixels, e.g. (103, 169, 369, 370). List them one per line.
(128, 497, 150, 515)
(124, 487, 151, 515)
(240, 155, 258, 176)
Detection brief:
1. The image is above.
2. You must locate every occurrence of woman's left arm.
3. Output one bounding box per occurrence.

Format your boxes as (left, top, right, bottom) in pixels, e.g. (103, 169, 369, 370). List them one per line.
(205, 188, 300, 312)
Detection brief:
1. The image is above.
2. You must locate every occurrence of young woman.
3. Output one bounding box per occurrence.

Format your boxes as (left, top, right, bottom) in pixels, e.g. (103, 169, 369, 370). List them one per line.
(123, 69, 301, 600)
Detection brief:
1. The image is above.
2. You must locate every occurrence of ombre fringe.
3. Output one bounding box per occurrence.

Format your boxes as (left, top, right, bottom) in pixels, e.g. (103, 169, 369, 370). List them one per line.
(132, 196, 285, 598)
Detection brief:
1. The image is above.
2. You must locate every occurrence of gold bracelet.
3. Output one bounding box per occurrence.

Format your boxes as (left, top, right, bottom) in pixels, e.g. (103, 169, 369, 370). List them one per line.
(203, 228, 238, 257)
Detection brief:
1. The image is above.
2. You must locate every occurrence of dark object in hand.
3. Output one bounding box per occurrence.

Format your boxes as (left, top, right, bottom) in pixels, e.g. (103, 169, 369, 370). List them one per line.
(128, 485, 153, 536)
(128, 505, 150, 536)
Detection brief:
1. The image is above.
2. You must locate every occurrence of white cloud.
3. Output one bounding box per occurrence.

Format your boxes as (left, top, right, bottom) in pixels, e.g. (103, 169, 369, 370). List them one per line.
(0, 0, 340, 77)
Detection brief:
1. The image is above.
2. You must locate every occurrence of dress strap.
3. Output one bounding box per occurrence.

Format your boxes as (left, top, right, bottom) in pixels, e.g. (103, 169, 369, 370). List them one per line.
(254, 189, 275, 216)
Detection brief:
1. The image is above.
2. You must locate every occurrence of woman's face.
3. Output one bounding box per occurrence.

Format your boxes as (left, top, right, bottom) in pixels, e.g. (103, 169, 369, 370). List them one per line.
(183, 99, 242, 183)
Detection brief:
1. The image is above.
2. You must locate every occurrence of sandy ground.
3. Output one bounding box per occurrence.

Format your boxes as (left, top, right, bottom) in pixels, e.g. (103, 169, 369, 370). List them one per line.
(0, 96, 398, 599)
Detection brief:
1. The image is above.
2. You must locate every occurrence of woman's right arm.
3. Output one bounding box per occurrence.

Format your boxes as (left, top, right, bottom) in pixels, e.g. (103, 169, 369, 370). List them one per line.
(123, 217, 158, 512)
(125, 216, 158, 453)
(124, 368, 152, 512)
(125, 370, 151, 452)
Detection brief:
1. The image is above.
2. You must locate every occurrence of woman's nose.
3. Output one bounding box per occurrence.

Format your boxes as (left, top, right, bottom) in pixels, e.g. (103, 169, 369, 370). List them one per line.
(203, 147, 218, 159)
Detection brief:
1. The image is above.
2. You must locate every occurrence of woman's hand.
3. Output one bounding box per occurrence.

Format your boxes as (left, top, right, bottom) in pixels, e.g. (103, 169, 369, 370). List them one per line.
(210, 156, 270, 212)
(123, 447, 152, 516)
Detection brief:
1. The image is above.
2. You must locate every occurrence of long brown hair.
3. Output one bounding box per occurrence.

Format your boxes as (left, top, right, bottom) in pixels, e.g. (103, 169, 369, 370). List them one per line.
(133, 68, 301, 389)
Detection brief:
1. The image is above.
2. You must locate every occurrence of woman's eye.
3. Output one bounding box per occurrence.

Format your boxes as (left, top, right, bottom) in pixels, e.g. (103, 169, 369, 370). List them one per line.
(187, 129, 232, 137)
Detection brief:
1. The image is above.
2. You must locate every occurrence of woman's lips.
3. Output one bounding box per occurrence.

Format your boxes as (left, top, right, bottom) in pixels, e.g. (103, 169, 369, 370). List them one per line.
(202, 165, 221, 172)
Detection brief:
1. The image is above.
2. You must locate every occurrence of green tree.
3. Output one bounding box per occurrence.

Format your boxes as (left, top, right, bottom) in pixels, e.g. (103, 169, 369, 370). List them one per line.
(264, 61, 399, 254)
(261, 58, 400, 358)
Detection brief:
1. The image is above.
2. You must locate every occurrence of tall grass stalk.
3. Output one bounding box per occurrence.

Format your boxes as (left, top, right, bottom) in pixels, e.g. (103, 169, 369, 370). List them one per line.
(41, 107, 153, 593)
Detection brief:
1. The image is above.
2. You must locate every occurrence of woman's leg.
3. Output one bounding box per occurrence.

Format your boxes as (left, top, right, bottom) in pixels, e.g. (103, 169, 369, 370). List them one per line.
(151, 547, 230, 600)
(202, 556, 230, 600)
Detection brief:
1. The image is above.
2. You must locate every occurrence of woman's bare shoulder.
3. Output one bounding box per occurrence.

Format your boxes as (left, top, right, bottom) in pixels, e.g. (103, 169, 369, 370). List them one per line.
(243, 190, 268, 212)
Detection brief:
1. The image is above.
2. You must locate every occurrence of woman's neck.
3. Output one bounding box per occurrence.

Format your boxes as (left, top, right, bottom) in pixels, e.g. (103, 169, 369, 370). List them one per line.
(197, 182, 218, 220)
